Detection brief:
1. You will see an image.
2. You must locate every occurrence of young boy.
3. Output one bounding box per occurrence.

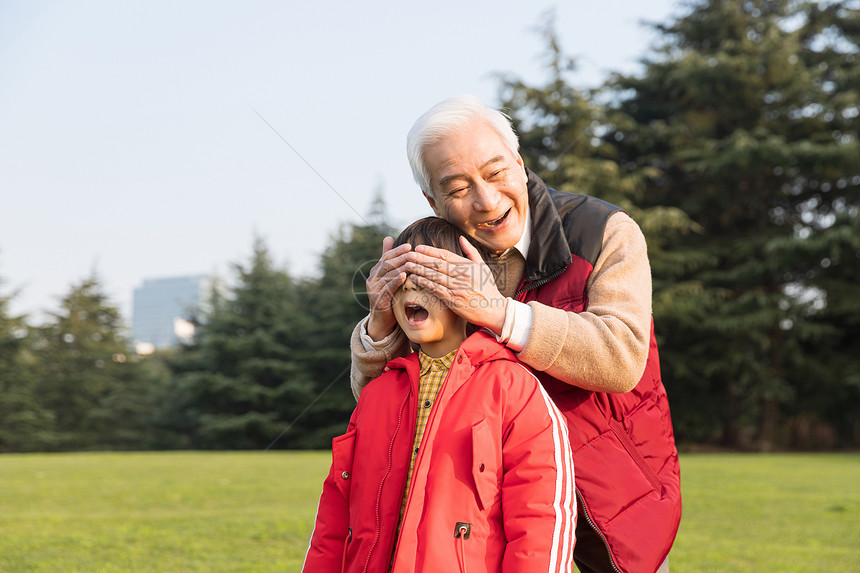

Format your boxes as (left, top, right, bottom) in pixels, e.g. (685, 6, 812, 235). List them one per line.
(302, 217, 576, 573)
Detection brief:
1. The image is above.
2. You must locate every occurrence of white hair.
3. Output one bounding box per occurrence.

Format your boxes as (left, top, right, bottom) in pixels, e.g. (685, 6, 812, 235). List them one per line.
(406, 95, 520, 196)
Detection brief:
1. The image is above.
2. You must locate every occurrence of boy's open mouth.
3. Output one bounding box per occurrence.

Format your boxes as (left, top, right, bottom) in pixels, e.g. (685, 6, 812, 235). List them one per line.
(405, 303, 429, 324)
(477, 207, 511, 229)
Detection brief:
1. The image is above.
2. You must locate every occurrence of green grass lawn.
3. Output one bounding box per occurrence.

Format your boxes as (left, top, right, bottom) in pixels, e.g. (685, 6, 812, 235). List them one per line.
(673, 453, 860, 572)
(0, 452, 857, 572)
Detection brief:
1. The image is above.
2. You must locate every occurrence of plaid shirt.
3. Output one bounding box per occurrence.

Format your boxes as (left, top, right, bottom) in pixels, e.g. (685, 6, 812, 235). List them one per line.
(400, 348, 457, 514)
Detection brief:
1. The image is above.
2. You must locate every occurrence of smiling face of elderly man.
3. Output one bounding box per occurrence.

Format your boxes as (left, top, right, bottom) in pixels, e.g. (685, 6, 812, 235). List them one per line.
(418, 119, 530, 256)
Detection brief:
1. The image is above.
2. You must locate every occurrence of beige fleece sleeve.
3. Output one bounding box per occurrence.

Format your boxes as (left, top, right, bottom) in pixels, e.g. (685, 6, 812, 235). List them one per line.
(516, 212, 652, 393)
(348, 317, 411, 400)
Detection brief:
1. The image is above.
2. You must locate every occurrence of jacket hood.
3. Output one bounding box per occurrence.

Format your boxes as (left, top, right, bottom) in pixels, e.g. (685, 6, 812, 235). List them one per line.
(386, 331, 515, 373)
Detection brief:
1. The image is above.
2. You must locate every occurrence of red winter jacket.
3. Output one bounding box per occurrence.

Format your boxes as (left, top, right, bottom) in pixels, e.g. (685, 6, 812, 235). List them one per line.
(303, 331, 576, 573)
(519, 172, 682, 572)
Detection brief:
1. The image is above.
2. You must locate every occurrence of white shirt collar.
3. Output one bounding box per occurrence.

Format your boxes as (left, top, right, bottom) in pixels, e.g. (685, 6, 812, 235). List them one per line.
(514, 204, 531, 259)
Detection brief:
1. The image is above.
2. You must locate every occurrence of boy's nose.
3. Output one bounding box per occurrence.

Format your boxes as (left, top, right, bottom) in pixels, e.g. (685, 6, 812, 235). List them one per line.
(402, 274, 417, 290)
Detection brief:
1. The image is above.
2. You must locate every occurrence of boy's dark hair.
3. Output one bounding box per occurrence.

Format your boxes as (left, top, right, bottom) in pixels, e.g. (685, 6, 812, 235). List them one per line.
(393, 217, 487, 258)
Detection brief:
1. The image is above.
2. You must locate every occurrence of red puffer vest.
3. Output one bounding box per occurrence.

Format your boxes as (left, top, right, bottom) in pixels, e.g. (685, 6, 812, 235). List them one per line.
(519, 171, 681, 573)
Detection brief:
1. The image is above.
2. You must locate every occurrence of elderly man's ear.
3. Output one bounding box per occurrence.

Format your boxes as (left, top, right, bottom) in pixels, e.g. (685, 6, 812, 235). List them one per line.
(423, 190, 442, 218)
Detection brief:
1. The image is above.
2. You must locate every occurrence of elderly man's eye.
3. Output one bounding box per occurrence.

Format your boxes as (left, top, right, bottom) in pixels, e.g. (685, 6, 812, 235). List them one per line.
(487, 166, 510, 181)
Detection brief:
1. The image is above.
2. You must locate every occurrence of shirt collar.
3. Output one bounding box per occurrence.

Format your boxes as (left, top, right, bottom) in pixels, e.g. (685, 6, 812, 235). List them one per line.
(418, 348, 458, 375)
(514, 203, 532, 259)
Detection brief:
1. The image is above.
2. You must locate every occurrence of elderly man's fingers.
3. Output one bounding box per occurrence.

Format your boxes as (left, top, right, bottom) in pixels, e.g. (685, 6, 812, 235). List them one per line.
(408, 273, 452, 300)
(367, 269, 408, 311)
(371, 246, 411, 280)
(403, 258, 461, 287)
(382, 243, 412, 264)
(459, 236, 484, 264)
(405, 251, 470, 277)
(381, 236, 394, 256)
(380, 271, 407, 296)
(412, 243, 470, 263)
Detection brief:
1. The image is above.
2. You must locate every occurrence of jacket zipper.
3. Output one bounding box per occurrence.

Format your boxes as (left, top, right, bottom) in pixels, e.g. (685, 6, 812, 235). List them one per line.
(390, 362, 457, 570)
(363, 392, 410, 573)
(515, 265, 567, 298)
(575, 489, 621, 573)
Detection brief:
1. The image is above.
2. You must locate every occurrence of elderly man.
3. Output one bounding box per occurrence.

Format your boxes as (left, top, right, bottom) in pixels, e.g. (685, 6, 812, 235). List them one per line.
(350, 95, 681, 573)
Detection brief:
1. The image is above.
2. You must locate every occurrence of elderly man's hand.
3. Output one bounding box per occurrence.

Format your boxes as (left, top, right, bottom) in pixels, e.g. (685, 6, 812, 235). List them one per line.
(365, 237, 411, 341)
(406, 237, 507, 334)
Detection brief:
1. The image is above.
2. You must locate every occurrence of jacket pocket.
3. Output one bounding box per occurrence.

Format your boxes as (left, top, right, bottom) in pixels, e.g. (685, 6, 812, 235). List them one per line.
(609, 419, 660, 491)
(471, 418, 499, 511)
(331, 428, 357, 501)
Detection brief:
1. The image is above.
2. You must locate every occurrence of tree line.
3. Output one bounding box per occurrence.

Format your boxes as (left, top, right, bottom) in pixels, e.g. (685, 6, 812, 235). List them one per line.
(0, 204, 391, 452)
(1, 0, 858, 452)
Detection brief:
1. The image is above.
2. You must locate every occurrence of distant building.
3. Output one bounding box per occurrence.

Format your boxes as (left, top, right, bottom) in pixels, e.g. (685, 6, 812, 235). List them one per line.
(132, 275, 213, 352)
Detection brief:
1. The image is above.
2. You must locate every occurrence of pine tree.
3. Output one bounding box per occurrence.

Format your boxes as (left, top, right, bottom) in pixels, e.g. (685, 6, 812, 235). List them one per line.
(607, 0, 860, 449)
(168, 238, 314, 449)
(35, 274, 144, 449)
(788, 0, 860, 448)
(496, 15, 701, 299)
(0, 277, 56, 451)
(293, 193, 397, 447)
(163, 194, 396, 450)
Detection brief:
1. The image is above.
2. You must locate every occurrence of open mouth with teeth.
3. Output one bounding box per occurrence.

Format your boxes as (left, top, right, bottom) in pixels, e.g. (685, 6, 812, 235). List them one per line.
(404, 302, 429, 324)
(477, 207, 512, 229)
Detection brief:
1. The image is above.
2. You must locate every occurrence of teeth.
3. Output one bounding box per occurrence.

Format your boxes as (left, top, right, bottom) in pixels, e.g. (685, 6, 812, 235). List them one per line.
(479, 208, 510, 228)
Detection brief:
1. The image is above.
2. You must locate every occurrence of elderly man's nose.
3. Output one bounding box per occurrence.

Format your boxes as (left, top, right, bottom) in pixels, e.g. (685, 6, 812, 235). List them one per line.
(473, 181, 501, 211)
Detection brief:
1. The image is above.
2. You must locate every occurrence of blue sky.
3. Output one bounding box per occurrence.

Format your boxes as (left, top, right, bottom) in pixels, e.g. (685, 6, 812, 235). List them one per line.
(0, 0, 679, 321)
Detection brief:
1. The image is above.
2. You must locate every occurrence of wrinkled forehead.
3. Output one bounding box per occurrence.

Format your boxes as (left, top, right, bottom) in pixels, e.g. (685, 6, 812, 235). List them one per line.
(424, 122, 516, 178)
